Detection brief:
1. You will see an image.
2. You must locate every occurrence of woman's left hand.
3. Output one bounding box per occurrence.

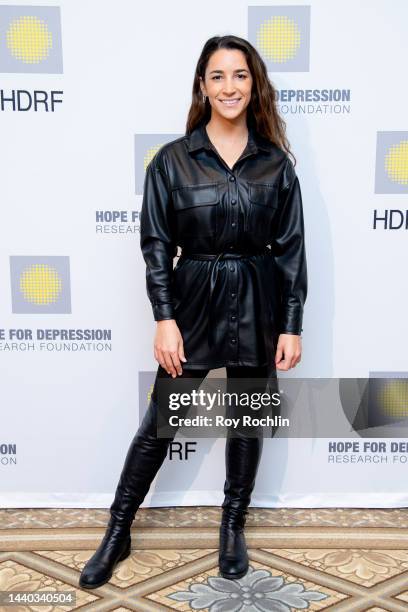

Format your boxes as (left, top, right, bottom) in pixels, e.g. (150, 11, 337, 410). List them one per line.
(275, 334, 302, 371)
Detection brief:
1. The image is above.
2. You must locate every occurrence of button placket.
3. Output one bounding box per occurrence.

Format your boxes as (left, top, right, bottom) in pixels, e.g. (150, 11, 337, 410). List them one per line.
(229, 174, 238, 250)
(228, 258, 239, 352)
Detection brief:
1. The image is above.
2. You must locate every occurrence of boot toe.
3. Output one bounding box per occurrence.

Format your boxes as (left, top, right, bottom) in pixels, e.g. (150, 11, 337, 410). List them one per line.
(79, 559, 112, 589)
(79, 533, 131, 589)
(219, 563, 248, 580)
(219, 524, 249, 580)
(219, 554, 248, 579)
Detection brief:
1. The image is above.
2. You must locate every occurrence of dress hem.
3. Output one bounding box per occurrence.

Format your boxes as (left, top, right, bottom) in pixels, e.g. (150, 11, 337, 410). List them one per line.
(182, 360, 269, 370)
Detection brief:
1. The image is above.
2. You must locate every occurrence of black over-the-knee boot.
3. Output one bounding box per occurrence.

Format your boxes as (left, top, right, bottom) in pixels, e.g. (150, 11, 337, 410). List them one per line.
(79, 365, 209, 589)
(218, 433, 264, 580)
(79, 395, 172, 589)
(218, 365, 271, 580)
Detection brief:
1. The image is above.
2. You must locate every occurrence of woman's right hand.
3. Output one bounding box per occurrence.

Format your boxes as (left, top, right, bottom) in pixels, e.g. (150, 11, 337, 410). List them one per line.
(154, 320, 187, 377)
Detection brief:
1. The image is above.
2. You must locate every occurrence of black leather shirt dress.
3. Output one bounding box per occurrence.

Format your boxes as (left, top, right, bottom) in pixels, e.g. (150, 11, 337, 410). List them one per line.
(140, 121, 308, 373)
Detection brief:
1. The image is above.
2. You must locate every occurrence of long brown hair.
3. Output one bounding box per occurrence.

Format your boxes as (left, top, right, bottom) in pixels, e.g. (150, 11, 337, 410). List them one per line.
(186, 34, 296, 166)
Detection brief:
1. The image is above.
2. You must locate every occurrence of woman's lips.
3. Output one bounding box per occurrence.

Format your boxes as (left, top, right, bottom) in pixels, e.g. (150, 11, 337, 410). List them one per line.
(218, 98, 242, 106)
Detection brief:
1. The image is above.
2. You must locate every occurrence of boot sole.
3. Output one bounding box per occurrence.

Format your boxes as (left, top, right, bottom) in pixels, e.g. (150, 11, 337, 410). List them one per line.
(79, 540, 131, 590)
(219, 567, 248, 580)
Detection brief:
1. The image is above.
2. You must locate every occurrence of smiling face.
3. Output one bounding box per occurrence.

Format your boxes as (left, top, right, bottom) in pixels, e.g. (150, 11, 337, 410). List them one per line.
(199, 48, 253, 122)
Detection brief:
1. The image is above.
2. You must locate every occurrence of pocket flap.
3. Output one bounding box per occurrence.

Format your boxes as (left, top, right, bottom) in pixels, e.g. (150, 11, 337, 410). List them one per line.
(173, 183, 219, 211)
(248, 182, 278, 207)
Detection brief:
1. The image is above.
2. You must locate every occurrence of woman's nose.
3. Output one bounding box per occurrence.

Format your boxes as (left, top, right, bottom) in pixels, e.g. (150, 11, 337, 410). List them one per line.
(222, 86, 237, 95)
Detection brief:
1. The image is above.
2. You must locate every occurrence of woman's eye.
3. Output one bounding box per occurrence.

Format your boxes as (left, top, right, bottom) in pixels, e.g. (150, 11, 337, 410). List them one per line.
(211, 74, 247, 80)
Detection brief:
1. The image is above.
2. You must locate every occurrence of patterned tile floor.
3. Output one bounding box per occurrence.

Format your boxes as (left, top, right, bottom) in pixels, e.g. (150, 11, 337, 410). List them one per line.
(1, 507, 408, 611)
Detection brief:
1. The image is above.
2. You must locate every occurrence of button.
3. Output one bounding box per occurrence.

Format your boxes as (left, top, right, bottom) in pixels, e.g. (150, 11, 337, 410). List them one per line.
(231, 338, 237, 343)
(231, 292, 236, 298)
(231, 315, 237, 321)
(231, 222, 236, 228)
(229, 244, 235, 250)
(229, 175, 236, 182)
(229, 265, 234, 271)
(231, 199, 237, 205)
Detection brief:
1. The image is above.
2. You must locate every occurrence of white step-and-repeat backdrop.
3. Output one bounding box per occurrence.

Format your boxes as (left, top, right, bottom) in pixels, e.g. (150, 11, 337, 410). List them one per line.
(2, 0, 408, 508)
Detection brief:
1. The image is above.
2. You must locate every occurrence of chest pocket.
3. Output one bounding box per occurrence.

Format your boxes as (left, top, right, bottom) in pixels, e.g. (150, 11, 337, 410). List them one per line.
(247, 182, 279, 238)
(173, 183, 219, 237)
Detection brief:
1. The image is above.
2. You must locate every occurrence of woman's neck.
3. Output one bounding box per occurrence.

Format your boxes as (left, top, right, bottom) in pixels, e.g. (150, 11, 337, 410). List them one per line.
(205, 116, 248, 147)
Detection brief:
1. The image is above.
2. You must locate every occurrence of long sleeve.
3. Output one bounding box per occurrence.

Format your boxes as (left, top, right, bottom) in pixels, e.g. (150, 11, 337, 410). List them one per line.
(140, 151, 177, 321)
(271, 156, 308, 335)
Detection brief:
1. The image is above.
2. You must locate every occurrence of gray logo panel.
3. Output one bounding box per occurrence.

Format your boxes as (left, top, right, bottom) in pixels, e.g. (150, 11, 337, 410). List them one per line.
(248, 5, 311, 72)
(10, 255, 71, 313)
(0, 5, 63, 73)
(375, 131, 408, 194)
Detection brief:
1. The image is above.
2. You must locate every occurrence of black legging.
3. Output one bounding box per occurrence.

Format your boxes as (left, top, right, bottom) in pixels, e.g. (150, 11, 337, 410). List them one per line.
(109, 364, 273, 524)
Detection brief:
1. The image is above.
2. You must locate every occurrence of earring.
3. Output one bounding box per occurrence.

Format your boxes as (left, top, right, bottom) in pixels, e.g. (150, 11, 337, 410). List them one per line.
(202, 94, 206, 103)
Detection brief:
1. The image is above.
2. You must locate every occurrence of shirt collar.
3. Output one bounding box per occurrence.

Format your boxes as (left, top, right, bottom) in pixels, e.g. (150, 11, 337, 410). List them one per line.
(186, 121, 273, 155)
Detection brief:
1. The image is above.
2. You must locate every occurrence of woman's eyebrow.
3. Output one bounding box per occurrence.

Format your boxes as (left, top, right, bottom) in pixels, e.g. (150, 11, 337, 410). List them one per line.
(208, 68, 249, 74)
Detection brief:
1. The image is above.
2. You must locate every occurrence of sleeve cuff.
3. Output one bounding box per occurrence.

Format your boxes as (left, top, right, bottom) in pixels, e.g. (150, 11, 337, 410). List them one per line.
(279, 306, 303, 335)
(152, 302, 175, 321)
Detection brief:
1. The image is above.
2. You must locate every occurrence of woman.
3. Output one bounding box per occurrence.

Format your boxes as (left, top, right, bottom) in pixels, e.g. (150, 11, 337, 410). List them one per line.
(79, 34, 307, 588)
